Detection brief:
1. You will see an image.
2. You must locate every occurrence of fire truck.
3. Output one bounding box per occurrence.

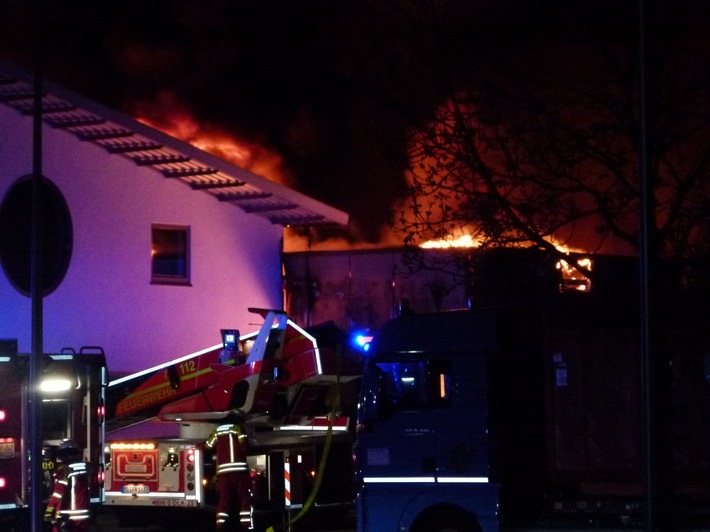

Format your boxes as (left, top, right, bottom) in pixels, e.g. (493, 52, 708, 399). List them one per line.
(0, 340, 108, 528)
(105, 308, 361, 530)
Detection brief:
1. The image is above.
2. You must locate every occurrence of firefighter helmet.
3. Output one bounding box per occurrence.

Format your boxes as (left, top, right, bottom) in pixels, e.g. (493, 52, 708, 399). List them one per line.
(56, 439, 79, 460)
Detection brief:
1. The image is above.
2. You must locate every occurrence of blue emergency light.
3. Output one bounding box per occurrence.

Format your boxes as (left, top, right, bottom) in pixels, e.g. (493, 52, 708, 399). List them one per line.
(353, 332, 373, 352)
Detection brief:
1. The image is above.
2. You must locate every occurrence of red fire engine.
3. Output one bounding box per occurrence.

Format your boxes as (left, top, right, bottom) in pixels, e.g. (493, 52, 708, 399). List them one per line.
(0, 340, 108, 528)
(105, 308, 361, 530)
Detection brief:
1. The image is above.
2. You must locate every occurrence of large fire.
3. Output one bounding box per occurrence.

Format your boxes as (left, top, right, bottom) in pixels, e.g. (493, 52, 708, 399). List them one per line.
(420, 234, 482, 249)
(133, 93, 294, 187)
(421, 231, 593, 291)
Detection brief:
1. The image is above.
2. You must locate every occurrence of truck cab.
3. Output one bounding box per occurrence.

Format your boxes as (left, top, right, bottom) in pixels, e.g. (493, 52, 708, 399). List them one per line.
(0, 343, 108, 527)
(355, 310, 504, 532)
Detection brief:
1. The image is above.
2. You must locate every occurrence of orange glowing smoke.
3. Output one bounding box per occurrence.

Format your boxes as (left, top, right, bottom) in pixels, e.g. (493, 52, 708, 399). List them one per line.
(132, 91, 294, 187)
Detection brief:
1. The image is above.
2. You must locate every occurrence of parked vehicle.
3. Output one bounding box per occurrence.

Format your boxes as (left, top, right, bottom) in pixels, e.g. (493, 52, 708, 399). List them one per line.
(0, 342, 107, 527)
(354, 300, 710, 531)
(105, 309, 361, 530)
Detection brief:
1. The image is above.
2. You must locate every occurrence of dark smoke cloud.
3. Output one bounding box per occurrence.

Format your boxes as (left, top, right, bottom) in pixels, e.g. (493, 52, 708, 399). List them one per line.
(0, 0, 410, 245)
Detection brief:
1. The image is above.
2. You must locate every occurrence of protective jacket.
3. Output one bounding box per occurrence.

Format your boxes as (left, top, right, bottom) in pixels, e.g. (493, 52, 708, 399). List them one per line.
(206, 423, 252, 530)
(207, 423, 249, 474)
(45, 461, 91, 531)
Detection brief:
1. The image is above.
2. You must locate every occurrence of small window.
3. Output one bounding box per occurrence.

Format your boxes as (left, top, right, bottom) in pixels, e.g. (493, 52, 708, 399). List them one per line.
(41, 400, 71, 442)
(151, 224, 190, 285)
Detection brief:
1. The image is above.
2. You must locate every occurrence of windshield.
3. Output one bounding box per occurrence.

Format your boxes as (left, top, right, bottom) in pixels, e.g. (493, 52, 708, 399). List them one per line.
(359, 358, 451, 422)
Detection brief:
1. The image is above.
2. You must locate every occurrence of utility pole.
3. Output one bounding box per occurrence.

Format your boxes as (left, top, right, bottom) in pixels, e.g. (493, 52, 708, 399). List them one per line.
(638, 1, 673, 529)
(30, 0, 44, 530)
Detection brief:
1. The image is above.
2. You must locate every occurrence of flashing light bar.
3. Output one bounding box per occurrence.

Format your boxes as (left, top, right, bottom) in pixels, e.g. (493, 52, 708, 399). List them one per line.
(0, 356, 11, 362)
(0, 438, 14, 443)
(109, 442, 156, 450)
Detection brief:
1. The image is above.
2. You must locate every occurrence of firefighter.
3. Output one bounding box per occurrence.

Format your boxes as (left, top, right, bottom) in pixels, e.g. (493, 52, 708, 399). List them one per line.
(44, 439, 91, 532)
(206, 420, 252, 531)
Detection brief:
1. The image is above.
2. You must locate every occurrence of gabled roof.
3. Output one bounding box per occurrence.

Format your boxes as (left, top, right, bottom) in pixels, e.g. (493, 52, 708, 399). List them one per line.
(0, 61, 348, 228)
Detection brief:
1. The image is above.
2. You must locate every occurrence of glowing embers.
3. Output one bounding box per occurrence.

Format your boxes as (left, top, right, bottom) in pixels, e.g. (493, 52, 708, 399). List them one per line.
(556, 256, 592, 292)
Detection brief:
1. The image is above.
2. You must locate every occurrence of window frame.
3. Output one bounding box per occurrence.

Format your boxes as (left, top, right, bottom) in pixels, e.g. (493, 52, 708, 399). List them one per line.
(361, 357, 452, 422)
(150, 223, 191, 286)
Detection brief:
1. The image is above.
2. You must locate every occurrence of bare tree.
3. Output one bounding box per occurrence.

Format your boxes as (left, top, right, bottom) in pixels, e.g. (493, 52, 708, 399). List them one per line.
(355, 0, 710, 291)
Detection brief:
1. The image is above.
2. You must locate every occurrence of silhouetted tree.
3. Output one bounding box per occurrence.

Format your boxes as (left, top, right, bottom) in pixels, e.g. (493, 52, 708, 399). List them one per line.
(354, 0, 710, 291)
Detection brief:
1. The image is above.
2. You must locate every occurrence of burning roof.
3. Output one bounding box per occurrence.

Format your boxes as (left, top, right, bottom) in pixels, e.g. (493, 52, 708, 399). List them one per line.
(0, 60, 348, 228)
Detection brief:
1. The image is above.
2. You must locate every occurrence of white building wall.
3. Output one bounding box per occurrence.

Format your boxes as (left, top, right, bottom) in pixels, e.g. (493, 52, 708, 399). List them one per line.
(0, 106, 284, 375)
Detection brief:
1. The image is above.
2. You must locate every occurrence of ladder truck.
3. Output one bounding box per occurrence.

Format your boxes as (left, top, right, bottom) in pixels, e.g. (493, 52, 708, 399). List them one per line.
(0, 340, 108, 529)
(105, 308, 361, 530)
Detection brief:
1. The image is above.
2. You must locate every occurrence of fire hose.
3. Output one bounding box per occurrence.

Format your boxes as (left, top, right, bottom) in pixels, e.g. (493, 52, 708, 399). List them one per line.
(266, 386, 338, 532)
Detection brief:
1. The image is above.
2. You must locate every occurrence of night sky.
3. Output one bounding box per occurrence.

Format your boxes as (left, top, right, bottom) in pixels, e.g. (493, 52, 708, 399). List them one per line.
(0, 0, 411, 247)
(1, 1, 706, 250)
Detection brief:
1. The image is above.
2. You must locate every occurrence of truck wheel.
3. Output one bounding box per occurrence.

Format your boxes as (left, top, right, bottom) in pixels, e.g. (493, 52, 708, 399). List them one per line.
(412, 509, 482, 532)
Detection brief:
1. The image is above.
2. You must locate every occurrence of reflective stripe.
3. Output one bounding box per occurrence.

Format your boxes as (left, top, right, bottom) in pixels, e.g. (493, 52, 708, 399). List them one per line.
(363, 476, 489, 484)
(57, 509, 90, 520)
(105, 491, 188, 499)
(68, 463, 87, 476)
(284, 460, 291, 507)
(438, 477, 489, 483)
(216, 461, 248, 474)
(363, 477, 435, 483)
(67, 462, 89, 512)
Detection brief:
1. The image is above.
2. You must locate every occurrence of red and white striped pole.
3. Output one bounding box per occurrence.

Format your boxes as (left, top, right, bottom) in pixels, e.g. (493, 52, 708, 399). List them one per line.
(284, 454, 291, 508)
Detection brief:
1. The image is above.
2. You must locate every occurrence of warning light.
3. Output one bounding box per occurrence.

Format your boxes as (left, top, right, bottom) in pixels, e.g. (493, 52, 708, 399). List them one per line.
(187, 450, 195, 463)
(110, 442, 156, 450)
(40, 377, 73, 393)
(0, 477, 5, 489)
(0, 410, 5, 421)
(352, 331, 373, 352)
